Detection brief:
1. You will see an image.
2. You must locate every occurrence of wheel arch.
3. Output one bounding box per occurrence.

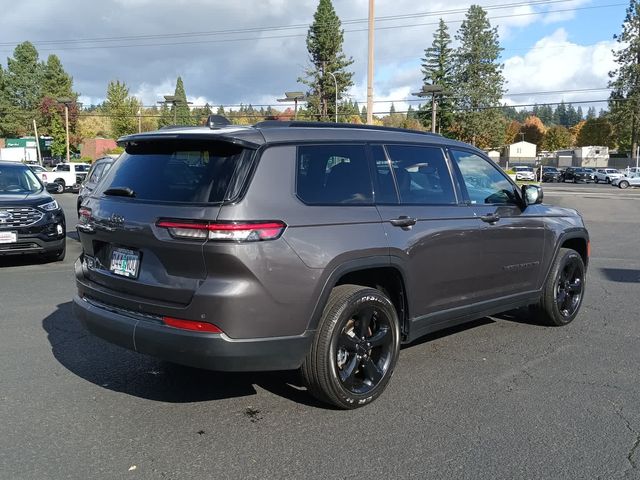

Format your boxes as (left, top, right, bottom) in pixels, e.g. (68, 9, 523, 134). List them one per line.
(307, 257, 411, 340)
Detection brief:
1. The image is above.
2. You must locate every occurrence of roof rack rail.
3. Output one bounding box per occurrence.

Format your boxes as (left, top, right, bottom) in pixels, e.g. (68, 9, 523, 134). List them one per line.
(158, 124, 202, 130)
(253, 120, 441, 136)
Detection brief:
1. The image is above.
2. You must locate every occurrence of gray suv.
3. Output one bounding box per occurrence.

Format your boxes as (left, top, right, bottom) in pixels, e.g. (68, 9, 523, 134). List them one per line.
(73, 121, 589, 409)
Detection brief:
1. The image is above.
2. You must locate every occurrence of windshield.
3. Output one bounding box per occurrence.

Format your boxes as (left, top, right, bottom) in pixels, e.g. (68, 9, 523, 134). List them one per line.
(0, 164, 43, 195)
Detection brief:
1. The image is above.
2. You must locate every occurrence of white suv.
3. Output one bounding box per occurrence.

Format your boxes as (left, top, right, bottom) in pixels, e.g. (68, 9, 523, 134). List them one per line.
(513, 165, 536, 181)
(594, 168, 623, 184)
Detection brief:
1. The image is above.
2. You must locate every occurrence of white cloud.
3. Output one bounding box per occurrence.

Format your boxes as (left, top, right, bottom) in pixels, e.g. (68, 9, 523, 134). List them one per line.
(502, 28, 616, 107)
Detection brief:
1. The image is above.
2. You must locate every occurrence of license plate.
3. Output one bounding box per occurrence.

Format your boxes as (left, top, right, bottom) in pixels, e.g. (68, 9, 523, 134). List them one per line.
(110, 248, 140, 278)
(0, 231, 17, 244)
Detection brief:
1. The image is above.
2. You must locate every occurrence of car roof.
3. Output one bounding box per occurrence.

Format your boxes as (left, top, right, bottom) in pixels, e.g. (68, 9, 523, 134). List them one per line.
(0, 161, 29, 168)
(118, 121, 477, 152)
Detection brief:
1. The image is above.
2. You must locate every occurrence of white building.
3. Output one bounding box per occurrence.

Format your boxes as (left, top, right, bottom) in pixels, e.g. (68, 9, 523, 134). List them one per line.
(556, 146, 609, 168)
(502, 141, 537, 166)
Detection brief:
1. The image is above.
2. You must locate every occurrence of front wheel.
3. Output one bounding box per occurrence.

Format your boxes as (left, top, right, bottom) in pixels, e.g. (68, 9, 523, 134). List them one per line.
(532, 248, 585, 326)
(606, 177, 611, 184)
(54, 179, 65, 194)
(594, 177, 599, 184)
(301, 285, 401, 409)
(619, 180, 630, 189)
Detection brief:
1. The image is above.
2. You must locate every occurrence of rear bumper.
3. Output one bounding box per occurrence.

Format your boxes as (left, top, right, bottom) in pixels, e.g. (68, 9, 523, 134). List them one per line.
(73, 295, 314, 372)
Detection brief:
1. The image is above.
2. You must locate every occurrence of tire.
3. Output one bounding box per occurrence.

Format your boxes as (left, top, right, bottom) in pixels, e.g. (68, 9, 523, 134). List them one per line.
(301, 284, 401, 409)
(54, 179, 65, 194)
(606, 177, 610, 184)
(573, 177, 577, 183)
(594, 177, 599, 184)
(532, 248, 585, 326)
(619, 180, 629, 189)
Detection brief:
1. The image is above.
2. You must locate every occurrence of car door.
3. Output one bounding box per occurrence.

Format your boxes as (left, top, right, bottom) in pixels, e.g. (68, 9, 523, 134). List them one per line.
(448, 148, 545, 301)
(371, 144, 485, 326)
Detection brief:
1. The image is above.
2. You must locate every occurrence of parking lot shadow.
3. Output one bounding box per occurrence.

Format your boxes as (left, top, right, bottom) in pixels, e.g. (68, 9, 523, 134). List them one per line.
(42, 302, 324, 407)
(600, 268, 640, 283)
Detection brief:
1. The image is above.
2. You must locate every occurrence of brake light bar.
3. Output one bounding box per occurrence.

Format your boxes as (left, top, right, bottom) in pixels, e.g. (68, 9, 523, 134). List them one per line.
(163, 316, 223, 333)
(156, 220, 286, 242)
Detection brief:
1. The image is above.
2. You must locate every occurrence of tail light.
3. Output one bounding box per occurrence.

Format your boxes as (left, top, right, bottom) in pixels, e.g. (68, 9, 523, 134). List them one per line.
(42, 173, 48, 182)
(156, 220, 286, 242)
(79, 206, 92, 223)
(163, 316, 223, 333)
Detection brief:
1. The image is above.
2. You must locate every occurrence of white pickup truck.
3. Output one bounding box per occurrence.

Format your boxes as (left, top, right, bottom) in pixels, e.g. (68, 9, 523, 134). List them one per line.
(42, 163, 91, 193)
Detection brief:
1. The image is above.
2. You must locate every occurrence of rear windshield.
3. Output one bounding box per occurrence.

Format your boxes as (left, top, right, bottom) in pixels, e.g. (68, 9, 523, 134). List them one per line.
(96, 140, 253, 203)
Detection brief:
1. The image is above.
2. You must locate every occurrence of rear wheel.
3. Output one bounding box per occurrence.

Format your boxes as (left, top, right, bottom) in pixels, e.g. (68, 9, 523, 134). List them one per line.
(54, 179, 65, 194)
(301, 285, 401, 409)
(619, 180, 630, 189)
(532, 248, 585, 326)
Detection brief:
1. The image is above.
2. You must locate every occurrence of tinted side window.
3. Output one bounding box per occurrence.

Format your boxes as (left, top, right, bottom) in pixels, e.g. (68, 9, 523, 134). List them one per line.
(56, 164, 70, 172)
(385, 145, 456, 205)
(370, 145, 399, 204)
(451, 149, 518, 205)
(297, 145, 372, 204)
(88, 163, 105, 183)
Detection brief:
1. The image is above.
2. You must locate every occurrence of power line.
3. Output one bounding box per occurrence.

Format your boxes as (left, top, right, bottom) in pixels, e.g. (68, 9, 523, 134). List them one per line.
(0, 2, 623, 53)
(0, 0, 579, 48)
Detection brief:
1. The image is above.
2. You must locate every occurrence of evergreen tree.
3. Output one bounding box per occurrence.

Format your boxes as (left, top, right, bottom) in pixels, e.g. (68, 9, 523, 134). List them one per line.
(171, 76, 193, 125)
(554, 101, 569, 126)
(609, 0, 640, 154)
(576, 106, 584, 122)
(420, 18, 454, 132)
(104, 80, 138, 138)
(300, 0, 354, 121)
(542, 125, 573, 151)
(576, 118, 615, 147)
(451, 5, 506, 147)
(1, 42, 44, 135)
(407, 105, 416, 120)
(41, 55, 74, 99)
(360, 105, 367, 123)
(389, 103, 396, 115)
(586, 106, 597, 119)
(158, 103, 172, 128)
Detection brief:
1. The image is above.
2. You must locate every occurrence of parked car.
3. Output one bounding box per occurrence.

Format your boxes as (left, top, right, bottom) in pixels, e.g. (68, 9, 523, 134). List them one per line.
(624, 167, 640, 176)
(513, 165, 536, 181)
(0, 161, 66, 261)
(49, 162, 91, 193)
(28, 164, 49, 184)
(612, 173, 640, 189)
(594, 168, 624, 184)
(537, 166, 561, 182)
(77, 157, 115, 215)
(562, 167, 593, 183)
(73, 121, 589, 409)
(583, 168, 596, 181)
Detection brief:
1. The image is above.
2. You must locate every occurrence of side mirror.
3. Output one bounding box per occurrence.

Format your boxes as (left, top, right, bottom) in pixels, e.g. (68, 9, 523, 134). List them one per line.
(45, 183, 58, 194)
(522, 184, 543, 206)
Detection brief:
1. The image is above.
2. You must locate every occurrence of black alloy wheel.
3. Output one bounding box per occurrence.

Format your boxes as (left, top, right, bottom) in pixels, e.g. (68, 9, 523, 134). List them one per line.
(301, 284, 401, 409)
(555, 257, 584, 319)
(333, 304, 394, 395)
(533, 248, 586, 326)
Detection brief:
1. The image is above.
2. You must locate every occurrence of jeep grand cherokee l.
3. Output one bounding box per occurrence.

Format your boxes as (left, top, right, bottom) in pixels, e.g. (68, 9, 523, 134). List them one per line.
(73, 121, 589, 409)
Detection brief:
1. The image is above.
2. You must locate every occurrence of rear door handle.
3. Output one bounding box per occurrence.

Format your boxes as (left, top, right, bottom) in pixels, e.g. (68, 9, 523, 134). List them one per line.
(479, 213, 500, 224)
(389, 216, 417, 229)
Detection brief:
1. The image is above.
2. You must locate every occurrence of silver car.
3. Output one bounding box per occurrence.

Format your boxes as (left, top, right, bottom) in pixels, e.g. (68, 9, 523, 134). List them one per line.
(612, 173, 640, 189)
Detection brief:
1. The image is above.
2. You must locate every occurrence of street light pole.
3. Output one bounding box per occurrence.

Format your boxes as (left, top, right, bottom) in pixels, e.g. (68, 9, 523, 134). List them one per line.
(64, 105, 70, 163)
(411, 85, 444, 133)
(327, 71, 338, 123)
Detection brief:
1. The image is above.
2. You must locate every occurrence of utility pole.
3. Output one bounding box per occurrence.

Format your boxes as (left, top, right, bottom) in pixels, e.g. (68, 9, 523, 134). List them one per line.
(138, 106, 142, 133)
(32, 119, 43, 166)
(327, 71, 338, 122)
(64, 105, 70, 163)
(367, 0, 375, 125)
(430, 95, 437, 134)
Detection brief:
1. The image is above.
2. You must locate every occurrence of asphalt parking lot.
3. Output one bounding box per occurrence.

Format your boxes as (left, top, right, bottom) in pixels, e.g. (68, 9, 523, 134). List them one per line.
(1, 183, 639, 480)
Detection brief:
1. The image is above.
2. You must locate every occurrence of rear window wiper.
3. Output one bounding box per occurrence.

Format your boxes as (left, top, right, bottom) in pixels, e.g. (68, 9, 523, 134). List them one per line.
(103, 186, 136, 197)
